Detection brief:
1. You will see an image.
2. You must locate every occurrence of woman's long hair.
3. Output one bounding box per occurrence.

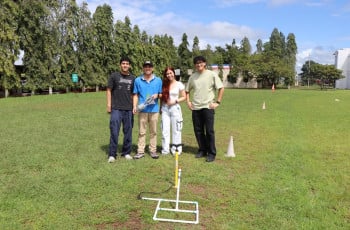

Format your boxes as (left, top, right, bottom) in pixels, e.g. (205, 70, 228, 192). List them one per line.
(162, 67, 175, 103)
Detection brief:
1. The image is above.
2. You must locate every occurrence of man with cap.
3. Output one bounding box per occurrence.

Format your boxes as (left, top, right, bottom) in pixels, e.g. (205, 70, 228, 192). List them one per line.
(133, 61, 162, 159)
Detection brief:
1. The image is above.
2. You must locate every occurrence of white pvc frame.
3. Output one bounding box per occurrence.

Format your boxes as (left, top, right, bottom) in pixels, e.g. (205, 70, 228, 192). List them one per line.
(142, 169, 199, 224)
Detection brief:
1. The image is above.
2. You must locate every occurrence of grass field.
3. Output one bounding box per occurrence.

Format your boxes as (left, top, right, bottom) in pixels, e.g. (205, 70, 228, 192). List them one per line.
(0, 89, 349, 229)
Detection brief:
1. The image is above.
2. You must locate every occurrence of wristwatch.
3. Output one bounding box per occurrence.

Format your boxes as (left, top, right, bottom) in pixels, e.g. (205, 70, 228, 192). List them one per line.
(216, 101, 221, 104)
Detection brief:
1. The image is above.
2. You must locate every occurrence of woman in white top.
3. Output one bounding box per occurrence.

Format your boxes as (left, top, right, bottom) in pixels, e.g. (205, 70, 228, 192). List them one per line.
(160, 67, 186, 155)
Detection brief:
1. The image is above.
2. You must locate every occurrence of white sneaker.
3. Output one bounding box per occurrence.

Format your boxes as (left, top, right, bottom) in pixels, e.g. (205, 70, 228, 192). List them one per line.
(108, 156, 116, 163)
(161, 150, 169, 155)
(171, 148, 182, 155)
(124, 154, 133, 160)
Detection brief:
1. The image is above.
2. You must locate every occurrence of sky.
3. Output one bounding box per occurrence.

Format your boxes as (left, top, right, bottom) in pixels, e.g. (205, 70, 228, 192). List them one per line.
(76, 0, 350, 73)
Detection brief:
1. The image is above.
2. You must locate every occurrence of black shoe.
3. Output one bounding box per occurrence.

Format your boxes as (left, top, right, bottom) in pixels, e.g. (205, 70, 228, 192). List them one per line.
(206, 155, 215, 162)
(195, 152, 206, 158)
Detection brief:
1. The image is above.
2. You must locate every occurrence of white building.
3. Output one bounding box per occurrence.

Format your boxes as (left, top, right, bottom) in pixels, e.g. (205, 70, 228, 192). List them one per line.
(335, 48, 350, 89)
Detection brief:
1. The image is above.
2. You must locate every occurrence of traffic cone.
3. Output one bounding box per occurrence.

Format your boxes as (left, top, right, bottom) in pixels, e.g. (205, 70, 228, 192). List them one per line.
(272, 84, 275, 92)
(262, 101, 266, 110)
(226, 136, 235, 157)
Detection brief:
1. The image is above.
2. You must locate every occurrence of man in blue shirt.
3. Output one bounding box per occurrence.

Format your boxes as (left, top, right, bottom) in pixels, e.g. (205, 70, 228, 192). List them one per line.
(133, 61, 162, 159)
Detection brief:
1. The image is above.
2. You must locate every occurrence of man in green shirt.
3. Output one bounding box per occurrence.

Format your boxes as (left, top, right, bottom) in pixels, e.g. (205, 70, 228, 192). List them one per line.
(185, 56, 224, 162)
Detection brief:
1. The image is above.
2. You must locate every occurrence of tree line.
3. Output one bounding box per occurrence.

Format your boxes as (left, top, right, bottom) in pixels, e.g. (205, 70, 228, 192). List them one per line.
(299, 60, 343, 89)
(1, 0, 339, 97)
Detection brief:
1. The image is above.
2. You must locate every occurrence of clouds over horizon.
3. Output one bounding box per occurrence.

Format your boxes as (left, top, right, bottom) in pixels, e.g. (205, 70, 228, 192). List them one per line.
(78, 0, 349, 72)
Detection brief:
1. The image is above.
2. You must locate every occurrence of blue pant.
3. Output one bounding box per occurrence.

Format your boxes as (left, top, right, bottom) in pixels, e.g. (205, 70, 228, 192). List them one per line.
(192, 109, 216, 156)
(109, 110, 133, 157)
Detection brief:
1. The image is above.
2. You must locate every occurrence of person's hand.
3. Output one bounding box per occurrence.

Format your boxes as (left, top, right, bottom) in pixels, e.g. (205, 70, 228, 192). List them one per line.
(152, 94, 158, 100)
(209, 102, 220, 110)
(107, 105, 111, 113)
(187, 101, 193, 110)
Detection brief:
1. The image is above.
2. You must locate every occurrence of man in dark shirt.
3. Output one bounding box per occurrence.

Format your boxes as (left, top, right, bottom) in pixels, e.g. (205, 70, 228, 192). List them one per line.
(106, 57, 135, 163)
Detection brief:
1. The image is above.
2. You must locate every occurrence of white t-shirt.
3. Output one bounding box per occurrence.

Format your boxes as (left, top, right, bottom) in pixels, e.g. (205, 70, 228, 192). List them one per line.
(169, 81, 185, 102)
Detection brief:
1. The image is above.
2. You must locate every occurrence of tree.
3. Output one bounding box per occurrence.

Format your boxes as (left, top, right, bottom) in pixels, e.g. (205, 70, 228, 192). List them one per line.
(17, 0, 61, 94)
(75, 1, 99, 91)
(284, 33, 297, 86)
(256, 39, 263, 54)
(93, 4, 116, 87)
(268, 28, 284, 59)
(231, 37, 251, 84)
(256, 28, 295, 87)
(177, 33, 191, 81)
(0, 0, 20, 97)
(56, 0, 80, 92)
(192, 36, 200, 58)
(240, 37, 251, 55)
(300, 61, 344, 89)
(203, 44, 214, 65)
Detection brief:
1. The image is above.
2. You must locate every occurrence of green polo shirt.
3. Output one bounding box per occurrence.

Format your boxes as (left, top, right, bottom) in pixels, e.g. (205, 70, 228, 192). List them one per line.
(186, 69, 223, 110)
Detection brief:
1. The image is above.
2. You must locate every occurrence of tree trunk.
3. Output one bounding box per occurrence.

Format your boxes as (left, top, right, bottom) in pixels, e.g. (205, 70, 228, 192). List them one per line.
(5, 88, 9, 98)
(96, 85, 99, 92)
(49, 86, 53, 95)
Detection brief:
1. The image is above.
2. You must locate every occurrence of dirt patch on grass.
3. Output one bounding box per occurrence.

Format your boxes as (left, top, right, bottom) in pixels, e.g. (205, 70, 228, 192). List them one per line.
(94, 210, 144, 229)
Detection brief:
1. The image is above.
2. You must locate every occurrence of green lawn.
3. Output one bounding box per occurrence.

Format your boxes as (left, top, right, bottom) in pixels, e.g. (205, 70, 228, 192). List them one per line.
(0, 89, 349, 229)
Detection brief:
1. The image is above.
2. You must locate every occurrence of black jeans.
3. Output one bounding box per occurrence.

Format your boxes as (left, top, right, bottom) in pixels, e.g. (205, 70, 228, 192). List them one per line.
(192, 109, 216, 156)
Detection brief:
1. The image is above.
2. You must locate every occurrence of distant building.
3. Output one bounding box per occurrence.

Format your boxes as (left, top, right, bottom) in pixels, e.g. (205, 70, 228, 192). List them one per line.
(187, 64, 258, 88)
(210, 64, 258, 88)
(335, 48, 350, 89)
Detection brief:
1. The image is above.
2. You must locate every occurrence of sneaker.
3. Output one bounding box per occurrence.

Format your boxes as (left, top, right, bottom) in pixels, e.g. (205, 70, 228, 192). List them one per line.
(133, 153, 144, 159)
(108, 156, 116, 163)
(171, 147, 182, 155)
(150, 152, 159, 159)
(124, 154, 133, 160)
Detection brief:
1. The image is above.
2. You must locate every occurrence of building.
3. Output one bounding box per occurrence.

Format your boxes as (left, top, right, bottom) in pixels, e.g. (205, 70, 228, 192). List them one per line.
(187, 64, 258, 88)
(335, 48, 350, 89)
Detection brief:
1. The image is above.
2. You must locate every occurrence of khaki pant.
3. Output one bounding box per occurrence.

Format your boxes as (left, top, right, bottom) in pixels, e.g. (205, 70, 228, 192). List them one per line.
(137, 112, 159, 153)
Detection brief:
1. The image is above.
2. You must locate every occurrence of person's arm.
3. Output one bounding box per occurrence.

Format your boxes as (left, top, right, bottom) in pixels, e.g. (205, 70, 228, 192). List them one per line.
(210, 87, 224, 109)
(186, 91, 193, 110)
(216, 87, 224, 104)
(132, 94, 138, 114)
(106, 88, 112, 113)
(174, 89, 186, 105)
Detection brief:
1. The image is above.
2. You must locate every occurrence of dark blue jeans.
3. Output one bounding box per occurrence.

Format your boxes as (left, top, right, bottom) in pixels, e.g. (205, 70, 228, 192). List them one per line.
(192, 109, 216, 156)
(109, 110, 133, 157)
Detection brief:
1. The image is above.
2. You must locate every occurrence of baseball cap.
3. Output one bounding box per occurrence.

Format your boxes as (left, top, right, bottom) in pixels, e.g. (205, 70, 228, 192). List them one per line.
(143, 61, 153, 67)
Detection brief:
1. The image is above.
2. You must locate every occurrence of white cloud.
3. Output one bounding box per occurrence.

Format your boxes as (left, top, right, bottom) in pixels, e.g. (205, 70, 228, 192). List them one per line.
(77, 0, 338, 72)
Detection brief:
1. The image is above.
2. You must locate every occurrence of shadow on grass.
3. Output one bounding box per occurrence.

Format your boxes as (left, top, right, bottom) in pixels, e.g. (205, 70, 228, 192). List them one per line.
(100, 143, 198, 156)
(100, 144, 139, 156)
